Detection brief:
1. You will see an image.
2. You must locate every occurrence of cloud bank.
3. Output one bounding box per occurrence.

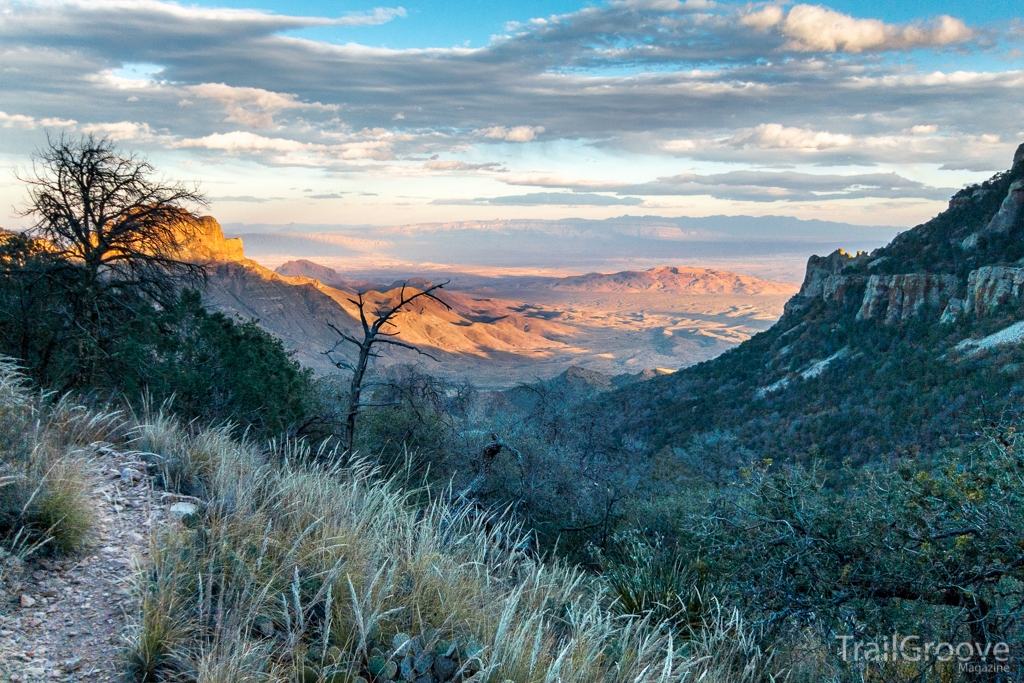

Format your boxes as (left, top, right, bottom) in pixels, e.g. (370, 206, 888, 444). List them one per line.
(0, 0, 1020, 222)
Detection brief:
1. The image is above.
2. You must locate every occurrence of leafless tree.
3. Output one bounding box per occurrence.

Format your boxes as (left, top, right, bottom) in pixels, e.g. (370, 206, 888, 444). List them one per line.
(18, 133, 208, 308)
(326, 281, 451, 453)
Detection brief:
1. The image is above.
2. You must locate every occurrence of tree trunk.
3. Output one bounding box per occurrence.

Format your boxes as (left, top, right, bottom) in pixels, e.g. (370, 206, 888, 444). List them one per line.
(343, 342, 371, 455)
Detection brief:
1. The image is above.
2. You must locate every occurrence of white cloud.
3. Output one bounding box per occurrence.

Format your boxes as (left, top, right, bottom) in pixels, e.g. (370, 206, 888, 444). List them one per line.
(0, 111, 77, 131)
(334, 7, 407, 27)
(780, 5, 972, 54)
(424, 160, 504, 171)
(0, 111, 40, 129)
(741, 6, 783, 31)
(175, 131, 318, 152)
(910, 124, 938, 135)
(185, 83, 336, 128)
(730, 123, 854, 150)
(474, 125, 545, 142)
(81, 120, 153, 140)
(612, 0, 717, 10)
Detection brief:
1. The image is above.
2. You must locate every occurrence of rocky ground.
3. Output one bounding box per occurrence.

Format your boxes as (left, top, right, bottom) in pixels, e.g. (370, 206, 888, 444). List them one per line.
(0, 448, 181, 682)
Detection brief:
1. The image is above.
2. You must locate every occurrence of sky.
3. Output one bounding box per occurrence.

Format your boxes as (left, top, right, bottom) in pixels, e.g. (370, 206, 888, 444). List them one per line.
(1, 0, 1023, 229)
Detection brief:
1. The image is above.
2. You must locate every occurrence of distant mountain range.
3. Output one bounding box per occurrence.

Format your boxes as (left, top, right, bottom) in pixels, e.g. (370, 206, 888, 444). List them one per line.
(501, 266, 796, 296)
(595, 144, 1024, 464)
(275, 259, 795, 296)
(224, 215, 901, 282)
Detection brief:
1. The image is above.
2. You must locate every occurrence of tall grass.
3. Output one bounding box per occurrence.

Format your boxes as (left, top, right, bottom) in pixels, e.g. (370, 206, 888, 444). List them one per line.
(0, 359, 124, 566)
(125, 415, 777, 683)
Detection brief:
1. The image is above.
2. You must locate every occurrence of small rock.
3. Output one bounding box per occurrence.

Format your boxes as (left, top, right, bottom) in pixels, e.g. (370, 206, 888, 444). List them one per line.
(20, 594, 36, 608)
(121, 468, 143, 483)
(24, 668, 45, 679)
(169, 502, 198, 519)
(61, 656, 84, 672)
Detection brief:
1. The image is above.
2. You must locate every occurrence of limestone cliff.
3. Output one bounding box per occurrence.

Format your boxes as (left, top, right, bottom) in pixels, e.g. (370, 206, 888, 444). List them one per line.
(784, 249, 868, 315)
(785, 143, 1024, 326)
(176, 216, 245, 263)
(855, 274, 960, 323)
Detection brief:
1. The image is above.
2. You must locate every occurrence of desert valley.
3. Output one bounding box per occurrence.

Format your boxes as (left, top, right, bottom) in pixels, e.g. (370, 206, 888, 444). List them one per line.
(195, 218, 799, 385)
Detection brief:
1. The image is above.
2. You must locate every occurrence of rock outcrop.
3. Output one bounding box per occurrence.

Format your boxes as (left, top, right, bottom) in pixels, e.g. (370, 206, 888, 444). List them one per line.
(961, 179, 1024, 249)
(943, 266, 1024, 321)
(176, 216, 245, 263)
(797, 249, 863, 299)
(784, 249, 868, 315)
(856, 274, 960, 323)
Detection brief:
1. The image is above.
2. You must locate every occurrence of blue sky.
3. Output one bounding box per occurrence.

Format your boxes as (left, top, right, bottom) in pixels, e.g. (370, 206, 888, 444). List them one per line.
(0, 0, 1022, 228)
(199, 0, 1023, 48)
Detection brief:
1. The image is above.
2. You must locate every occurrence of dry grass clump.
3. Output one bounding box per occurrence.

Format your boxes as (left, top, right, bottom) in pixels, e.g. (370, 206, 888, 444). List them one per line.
(125, 420, 776, 683)
(0, 359, 124, 563)
(130, 401, 236, 499)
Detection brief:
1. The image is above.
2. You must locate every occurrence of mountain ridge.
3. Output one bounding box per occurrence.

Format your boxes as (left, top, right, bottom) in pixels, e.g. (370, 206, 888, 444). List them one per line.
(594, 143, 1024, 464)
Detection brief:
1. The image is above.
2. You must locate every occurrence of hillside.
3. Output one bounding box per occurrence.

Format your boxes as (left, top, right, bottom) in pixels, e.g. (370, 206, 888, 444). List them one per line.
(596, 144, 1024, 464)
(196, 247, 577, 379)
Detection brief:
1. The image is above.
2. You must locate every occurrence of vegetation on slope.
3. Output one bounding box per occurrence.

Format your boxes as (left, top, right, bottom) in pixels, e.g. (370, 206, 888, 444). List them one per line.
(0, 135, 315, 435)
(122, 407, 772, 683)
(589, 145, 1024, 466)
(0, 359, 123, 569)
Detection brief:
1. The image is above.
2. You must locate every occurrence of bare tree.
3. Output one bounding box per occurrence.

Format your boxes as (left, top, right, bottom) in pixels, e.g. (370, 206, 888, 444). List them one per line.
(326, 281, 451, 453)
(18, 133, 208, 307)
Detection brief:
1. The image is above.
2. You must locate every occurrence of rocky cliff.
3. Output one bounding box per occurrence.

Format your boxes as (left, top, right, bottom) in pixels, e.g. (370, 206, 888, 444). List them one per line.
(176, 216, 245, 263)
(785, 144, 1024, 326)
(856, 274, 960, 323)
(597, 142, 1024, 466)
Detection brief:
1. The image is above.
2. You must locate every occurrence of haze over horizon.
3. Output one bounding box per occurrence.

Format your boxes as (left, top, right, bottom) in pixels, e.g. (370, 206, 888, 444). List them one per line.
(1, 0, 1022, 236)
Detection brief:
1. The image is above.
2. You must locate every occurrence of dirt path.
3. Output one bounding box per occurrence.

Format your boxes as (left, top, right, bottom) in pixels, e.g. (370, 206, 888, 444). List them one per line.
(0, 447, 164, 682)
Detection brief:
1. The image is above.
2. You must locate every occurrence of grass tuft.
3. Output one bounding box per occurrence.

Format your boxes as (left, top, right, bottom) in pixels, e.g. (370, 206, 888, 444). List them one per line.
(0, 359, 123, 560)
(123, 409, 778, 683)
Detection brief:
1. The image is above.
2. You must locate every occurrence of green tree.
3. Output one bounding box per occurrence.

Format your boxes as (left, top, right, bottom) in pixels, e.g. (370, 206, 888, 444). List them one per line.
(16, 133, 206, 385)
(693, 427, 1024, 680)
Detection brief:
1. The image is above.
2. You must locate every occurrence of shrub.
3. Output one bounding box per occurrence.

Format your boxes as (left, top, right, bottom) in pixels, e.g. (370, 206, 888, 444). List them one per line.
(0, 359, 123, 558)
(691, 426, 1024, 679)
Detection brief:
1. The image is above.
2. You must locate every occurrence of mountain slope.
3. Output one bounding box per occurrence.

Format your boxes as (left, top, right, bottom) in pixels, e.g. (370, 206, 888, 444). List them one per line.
(199, 253, 577, 377)
(186, 220, 795, 385)
(597, 144, 1024, 464)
